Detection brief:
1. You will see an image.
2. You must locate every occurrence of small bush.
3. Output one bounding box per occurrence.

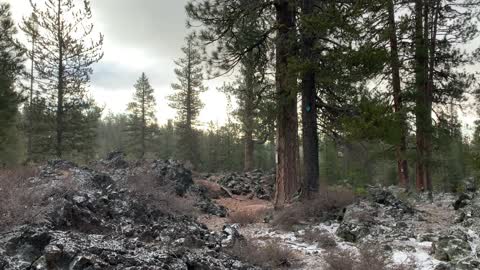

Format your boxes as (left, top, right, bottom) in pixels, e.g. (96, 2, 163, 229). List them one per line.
(324, 245, 417, 270)
(229, 211, 257, 226)
(128, 173, 198, 217)
(228, 240, 298, 268)
(0, 167, 39, 230)
(273, 188, 356, 230)
(302, 228, 337, 249)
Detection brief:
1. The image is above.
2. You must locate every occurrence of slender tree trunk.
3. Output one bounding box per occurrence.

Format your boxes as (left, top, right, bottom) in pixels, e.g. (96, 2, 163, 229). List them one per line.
(387, 0, 410, 189)
(27, 35, 35, 162)
(185, 42, 193, 163)
(414, 0, 428, 192)
(56, 1, 64, 158)
(274, 0, 299, 209)
(243, 54, 255, 172)
(141, 82, 146, 159)
(300, 0, 319, 199)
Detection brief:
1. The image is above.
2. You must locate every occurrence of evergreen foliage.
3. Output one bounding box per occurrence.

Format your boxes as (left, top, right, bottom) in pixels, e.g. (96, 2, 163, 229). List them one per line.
(169, 34, 206, 166)
(0, 3, 25, 165)
(126, 73, 158, 159)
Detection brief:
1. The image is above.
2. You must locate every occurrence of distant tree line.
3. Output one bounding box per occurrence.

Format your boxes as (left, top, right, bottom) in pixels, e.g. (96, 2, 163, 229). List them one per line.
(2, 0, 480, 207)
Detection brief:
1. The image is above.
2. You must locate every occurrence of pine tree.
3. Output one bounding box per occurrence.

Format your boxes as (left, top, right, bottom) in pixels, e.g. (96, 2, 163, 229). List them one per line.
(29, 0, 104, 158)
(19, 13, 39, 162)
(300, 0, 320, 198)
(187, 0, 300, 208)
(126, 73, 157, 159)
(0, 3, 25, 165)
(169, 34, 206, 165)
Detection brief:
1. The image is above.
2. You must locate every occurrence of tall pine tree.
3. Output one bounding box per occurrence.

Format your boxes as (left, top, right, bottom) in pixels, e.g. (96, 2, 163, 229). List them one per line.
(169, 34, 206, 165)
(29, 0, 104, 158)
(126, 73, 158, 159)
(0, 3, 25, 165)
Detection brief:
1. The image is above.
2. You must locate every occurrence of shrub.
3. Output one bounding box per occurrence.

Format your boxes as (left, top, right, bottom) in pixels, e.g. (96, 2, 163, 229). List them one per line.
(228, 239, 298, 268)
(302, 228, 337, 249)
(272, 187, 356, 230)
(228, 211, 257, 226)
(324, 245, 417, 270)
(0, 167, 39, 230)
(127, 173, 199, 217)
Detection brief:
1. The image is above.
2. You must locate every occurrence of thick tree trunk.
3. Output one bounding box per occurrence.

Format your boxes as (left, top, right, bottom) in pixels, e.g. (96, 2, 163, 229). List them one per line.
(244, 130, 254, 171)
(300, 0, 319, 199)
(387, 0, 410, 189)
(414, 0, 428, 192)
(424, 0, 440, 195)
(274, 0, 299, 209)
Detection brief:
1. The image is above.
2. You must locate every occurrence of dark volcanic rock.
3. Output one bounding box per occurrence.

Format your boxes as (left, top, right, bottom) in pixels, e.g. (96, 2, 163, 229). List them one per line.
(104, 151, 129, 169)
(0, 161, 260, 270)
(150, 160, 194, 196)
(212, 170, 275, 200)
(336, 187, 415, 243)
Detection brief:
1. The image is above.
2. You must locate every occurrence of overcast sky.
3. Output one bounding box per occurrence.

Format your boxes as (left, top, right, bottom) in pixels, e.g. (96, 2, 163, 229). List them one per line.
(6, 0, 230, 126)
(5, 0, 480, 134)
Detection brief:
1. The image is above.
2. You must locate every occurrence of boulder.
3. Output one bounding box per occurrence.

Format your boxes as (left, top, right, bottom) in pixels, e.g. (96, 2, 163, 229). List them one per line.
(433, 230, 471, 262)
(0, 161, 260, 270)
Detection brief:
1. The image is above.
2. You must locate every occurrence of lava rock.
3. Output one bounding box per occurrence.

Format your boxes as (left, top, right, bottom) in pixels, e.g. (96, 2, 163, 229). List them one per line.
(433, 230, 471, 262)
(0, 161, 260, 270)
(213, 170, 275, 200)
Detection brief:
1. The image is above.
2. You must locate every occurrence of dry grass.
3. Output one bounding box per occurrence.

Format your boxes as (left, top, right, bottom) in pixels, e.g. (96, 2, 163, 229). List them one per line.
(273, 188, 356, 230)
(324, 245, 417, 270)
(0, 167, 39, 230)
(228, 211, 258, 226)
(127, 173, 199, 217)
(228, 239, 298, 268)
(0, 166, 82, 231)
(302, 228, 337, 249)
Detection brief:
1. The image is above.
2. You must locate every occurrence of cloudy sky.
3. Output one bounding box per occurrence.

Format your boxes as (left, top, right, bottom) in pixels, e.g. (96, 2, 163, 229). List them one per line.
(6, 0, 231, 126)
(5, 0, 480, 133)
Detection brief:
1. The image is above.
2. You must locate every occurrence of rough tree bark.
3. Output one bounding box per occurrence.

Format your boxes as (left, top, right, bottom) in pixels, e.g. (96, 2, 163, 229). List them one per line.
(55, 0, 64, 158)
(424, 0, 441, 195)
(243, 53, 255, 172)
(387, 0, 410, 189)
(414, 0, 429, 192)
(274, 0, 299, 209)
(300, 0, 319, 199)
(27, 30, 36, 162)
(141, 82, 146, 159)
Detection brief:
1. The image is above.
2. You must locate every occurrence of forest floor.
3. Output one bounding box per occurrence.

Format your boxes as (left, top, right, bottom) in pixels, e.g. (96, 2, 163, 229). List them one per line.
(197, 179, 474, 270)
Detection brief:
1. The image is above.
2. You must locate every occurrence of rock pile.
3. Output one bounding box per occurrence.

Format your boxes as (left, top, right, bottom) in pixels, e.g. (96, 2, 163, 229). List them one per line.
(336, 186, 415, 243)
(432, 185, 480, 269)
(0, 160, 257, 270)
(211, 170, 275, 200)
(94, 153, 227, 217)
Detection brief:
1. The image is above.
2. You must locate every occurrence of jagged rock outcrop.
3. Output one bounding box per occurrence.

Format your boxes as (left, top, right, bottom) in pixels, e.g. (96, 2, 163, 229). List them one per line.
(336, 186, 415, 243)
(0, 160, 259, 270)
(210, 170, 275, 200)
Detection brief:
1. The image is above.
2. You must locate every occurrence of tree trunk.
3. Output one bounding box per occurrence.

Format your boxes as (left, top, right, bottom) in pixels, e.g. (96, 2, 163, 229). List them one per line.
(424, 0, 440, 195)
(141, 81, 146, 159)
(274, 0, 299, 209)
(56, 1, 64, 158)
(243, 54, 255, 172)
(387, 0, 410, 189)
(414, 0, 428, 192)
(300, 0, 319, 199)
(244, 130, 254, 171)
(27, 35, 35, 162)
